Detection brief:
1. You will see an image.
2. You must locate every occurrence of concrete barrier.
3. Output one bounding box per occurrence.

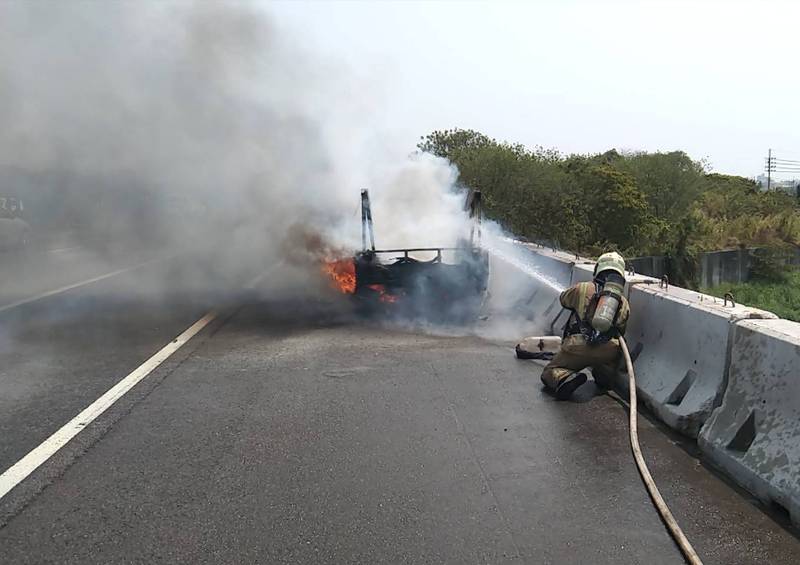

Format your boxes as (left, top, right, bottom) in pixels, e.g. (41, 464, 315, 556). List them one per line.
(518, 243, 582, 285)
(699, 319, 800, 527)
(566, 261, 740, 437)
(620, 284, 775, 438)
(519, 246, 776, 438)
(565, 262, 596, 285)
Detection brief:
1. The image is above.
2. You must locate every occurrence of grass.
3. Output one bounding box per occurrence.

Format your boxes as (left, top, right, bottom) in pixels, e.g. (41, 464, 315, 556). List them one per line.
(703, 271, 800, 322)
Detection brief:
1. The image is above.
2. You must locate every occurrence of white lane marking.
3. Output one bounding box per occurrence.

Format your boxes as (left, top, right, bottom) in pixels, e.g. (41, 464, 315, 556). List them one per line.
(0, 311, 218, 501)
(0, 257, 163, 314)
(47, 246, 81, 254)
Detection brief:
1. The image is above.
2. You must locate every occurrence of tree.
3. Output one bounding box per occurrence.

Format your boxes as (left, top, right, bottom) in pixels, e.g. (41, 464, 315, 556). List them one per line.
(417, 129, 493, 160)
(583, 165, 650, 252)
(416, 128, 800, 272)
(618, 151, 705, 223)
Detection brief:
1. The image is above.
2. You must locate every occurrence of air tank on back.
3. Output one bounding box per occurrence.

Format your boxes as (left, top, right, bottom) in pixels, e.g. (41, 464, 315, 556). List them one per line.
(591, 272, 625, 333)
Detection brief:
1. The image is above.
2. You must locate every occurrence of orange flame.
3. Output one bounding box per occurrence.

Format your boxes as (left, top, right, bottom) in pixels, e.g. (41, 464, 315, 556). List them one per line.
(367, 284, 399, 303)
(322, 258, 356, 294)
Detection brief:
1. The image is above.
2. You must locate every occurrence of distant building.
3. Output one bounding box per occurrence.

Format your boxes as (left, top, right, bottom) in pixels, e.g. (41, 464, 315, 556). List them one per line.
(755, 174, 799, 195)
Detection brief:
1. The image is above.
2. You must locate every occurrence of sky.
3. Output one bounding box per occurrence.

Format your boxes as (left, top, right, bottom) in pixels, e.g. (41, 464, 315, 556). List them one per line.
(267, 0, 800, 179)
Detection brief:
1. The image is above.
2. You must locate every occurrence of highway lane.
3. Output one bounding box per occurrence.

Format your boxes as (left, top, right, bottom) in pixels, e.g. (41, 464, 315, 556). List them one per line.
(0, 299, 798, 564)
(0, 244, 158, 310)
(0, 250, 265, 476)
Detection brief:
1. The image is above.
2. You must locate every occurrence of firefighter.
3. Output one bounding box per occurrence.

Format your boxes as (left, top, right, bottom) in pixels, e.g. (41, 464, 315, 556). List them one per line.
(541, 251, 630, 400)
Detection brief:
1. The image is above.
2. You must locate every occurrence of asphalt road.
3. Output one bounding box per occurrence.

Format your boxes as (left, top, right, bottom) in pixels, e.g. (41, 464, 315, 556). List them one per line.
(0, 246, 263, 472)
(0, 276, 799, 564)
(0, 243, 152, 309)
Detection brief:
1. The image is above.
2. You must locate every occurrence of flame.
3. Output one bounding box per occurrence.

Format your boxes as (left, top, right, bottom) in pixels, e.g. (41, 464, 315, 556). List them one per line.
(367, 284, 399, 303)
(322, 258, 356, 294)
(321, 258, 398, 303)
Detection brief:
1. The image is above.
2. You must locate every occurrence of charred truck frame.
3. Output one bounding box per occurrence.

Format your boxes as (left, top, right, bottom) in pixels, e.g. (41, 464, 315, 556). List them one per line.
(353, 189, 489, 322)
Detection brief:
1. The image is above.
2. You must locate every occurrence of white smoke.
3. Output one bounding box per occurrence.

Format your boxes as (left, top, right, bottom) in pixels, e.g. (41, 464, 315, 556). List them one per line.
(0, 1, 470, 295)
(1, 1, 569, 345)
(364, 153, 467, 251)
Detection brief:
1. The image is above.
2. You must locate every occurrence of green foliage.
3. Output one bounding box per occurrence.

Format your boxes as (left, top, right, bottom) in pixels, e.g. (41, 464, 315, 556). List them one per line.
(704, 270, 800, 322)
(749, 246, 795, 282)
(616, 151, 706, 223)
(418, 129, 493, 159)
(583, 164, 650, 252)
(417, 129, 800, 275)
(690, 174, 800, 250)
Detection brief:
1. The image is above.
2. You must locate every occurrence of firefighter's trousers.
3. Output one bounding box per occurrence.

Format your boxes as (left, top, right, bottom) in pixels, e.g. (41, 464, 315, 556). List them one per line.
(541, 334, 621, 391)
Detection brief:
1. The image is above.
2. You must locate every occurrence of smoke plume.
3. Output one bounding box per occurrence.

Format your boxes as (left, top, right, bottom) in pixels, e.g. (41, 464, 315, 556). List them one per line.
(0, 1, 471, 298)
(0, 1, 573, 345)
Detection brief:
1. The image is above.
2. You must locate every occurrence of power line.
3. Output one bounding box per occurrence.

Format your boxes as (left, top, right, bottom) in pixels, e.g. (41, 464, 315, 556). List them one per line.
(762, 149, 800, 190)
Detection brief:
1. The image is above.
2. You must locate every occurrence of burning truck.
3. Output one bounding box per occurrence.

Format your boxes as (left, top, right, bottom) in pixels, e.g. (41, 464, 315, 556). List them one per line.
(324, 189, 489, 323)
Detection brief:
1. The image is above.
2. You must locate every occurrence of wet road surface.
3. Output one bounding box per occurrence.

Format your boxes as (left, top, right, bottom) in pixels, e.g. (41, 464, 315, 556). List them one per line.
(1, 284, 798, 564)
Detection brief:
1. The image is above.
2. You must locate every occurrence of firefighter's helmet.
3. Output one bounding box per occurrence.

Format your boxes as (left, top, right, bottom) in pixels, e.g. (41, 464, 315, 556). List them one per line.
(594, 251, 626, 278)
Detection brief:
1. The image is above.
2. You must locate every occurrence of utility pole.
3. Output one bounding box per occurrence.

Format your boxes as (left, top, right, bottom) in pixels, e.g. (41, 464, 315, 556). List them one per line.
(765, 148, 775, 191)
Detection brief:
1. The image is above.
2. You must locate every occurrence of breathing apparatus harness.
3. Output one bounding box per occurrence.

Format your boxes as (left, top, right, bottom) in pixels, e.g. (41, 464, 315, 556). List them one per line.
(564, 270, 626, 345)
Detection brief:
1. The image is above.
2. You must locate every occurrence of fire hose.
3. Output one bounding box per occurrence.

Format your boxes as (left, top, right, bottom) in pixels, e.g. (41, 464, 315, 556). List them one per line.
(619, 336, 703, 565)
